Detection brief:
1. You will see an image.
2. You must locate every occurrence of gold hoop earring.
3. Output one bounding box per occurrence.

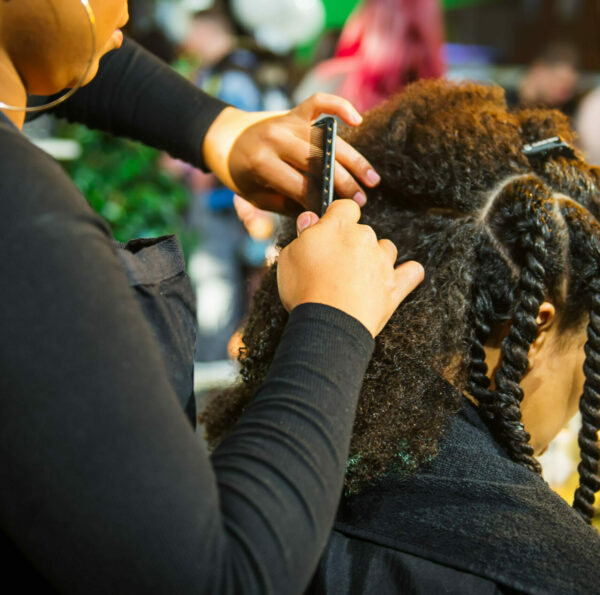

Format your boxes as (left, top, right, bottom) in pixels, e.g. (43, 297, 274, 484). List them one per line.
(0, 0, 97, 113)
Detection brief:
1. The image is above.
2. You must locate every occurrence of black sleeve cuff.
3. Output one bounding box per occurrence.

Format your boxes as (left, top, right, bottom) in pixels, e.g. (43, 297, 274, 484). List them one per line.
(285, 303, 374, 361)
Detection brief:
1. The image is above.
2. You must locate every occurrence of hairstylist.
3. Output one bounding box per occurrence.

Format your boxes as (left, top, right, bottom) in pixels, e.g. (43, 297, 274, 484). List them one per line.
(0, 1, 424, 593)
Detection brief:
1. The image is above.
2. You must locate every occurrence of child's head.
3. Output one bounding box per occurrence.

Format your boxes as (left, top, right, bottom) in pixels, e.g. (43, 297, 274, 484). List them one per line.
(202, 80, 600, 523)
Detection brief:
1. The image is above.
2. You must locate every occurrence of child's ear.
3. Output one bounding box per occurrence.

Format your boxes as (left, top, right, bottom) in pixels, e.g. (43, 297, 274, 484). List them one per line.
(526, 301, 556, 369)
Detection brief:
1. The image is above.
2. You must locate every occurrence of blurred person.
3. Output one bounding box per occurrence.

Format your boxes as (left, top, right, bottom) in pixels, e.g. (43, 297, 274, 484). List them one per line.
(0, 1, 425, 592)
(505, 41, 581, 117)
(295, 0, 445, 113)
(574, 87, 600, 166)
(126, 0, 177, 63)
(202, 80, 600, 593)
(182, 4, 290, 112)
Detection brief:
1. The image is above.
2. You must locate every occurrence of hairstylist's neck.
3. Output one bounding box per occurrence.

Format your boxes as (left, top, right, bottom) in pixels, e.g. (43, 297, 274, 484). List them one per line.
(0, 48, 27, 130)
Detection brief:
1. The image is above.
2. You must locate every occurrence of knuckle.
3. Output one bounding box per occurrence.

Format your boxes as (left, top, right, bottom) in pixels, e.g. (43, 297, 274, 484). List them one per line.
(355, 153, 369, 171)
(336, 169, 357, 192)
(344, 147, 363, 168)
(333, 198, 359, 216)
(358, 223, 378, 243)
(381, 238, 397, 251)
(250, 147, 268, 169)
(311, 92, 325, 104)
(261, 122, 280, 144)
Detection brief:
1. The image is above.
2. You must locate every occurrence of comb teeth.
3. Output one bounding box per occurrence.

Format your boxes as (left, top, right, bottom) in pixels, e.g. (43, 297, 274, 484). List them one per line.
(306, 117, 336, 215)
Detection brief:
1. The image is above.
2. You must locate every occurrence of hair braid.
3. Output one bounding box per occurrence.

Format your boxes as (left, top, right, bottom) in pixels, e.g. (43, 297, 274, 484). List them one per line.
(546, 201, 600, 523)
(574, 280, 600, 522)
(489, 178, 555, 473)
(466, 224, 520, 424)
(558, 204, 600, 523)
(466, 285, 495, 422)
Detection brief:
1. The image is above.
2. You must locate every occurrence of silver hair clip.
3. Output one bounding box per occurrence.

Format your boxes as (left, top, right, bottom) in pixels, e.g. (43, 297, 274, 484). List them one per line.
(522, 136, 575, 160)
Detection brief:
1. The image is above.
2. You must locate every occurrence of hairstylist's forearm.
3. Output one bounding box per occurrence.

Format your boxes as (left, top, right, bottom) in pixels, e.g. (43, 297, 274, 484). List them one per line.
(52, 39, 381, 218)
(211, 303, 373, 592)
(51, 37, 228, 170)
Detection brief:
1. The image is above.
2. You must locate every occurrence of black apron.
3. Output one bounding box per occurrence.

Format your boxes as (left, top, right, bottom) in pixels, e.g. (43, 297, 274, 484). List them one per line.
(114, 235, 197, 427)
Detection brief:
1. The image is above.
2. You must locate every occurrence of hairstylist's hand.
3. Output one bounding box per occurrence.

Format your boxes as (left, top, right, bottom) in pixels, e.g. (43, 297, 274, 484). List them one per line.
(202, 94, 381, 216)
(277, 200, 425, 337)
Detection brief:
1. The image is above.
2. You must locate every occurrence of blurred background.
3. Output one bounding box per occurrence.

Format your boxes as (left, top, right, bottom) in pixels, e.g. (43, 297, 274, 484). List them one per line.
(25, 0, 600, 525)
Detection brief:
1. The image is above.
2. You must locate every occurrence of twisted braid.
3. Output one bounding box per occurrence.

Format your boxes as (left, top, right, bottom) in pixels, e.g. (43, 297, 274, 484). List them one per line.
(575, 282, 600, 522)
(466, 217, 520, 425)
(466, 285, 495, 422)
(558, 203, 600, 523)
(488, 178, 556, 473)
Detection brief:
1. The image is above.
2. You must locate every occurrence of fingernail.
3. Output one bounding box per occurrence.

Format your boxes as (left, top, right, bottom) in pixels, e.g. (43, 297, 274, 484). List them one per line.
(353, 191, 367, 207)
(351, 111, 363, 125)
(297, 212, 312, 233)
(366, 169, 381, 186)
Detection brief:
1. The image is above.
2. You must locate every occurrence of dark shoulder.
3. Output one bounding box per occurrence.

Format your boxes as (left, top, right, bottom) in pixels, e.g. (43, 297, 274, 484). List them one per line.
(330, 402, 600, 594)
(307, 530, 514, 595)
(0, 119, 108, 243)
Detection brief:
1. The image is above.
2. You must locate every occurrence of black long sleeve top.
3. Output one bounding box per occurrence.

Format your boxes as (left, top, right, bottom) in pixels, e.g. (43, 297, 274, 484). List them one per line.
(0, 40, 374, 593)
(47, 37, 229, 171)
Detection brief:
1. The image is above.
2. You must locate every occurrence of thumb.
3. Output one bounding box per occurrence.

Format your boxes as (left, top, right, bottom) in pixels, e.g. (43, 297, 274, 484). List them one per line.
(296, 211, 320, 236)
(393, 261, 425, 303)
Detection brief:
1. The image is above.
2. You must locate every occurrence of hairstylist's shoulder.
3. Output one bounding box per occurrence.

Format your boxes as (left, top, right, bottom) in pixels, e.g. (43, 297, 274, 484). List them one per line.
(0, 119, 110, 246)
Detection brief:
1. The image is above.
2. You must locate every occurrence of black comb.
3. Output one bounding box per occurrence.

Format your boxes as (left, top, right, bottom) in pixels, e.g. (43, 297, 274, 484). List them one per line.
(306, 116, 337, 216)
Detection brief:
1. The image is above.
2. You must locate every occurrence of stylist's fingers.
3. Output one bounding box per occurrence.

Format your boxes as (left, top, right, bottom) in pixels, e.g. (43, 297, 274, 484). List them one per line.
(393, 261, 425, 303)
(269, 135, 367, 207)
(293, 92, 362, 126)
(296, 211, 320, 236)
(332, 161, 367, 207)
(320, 199, 361, 225)
(278, 208, 423, 337)
(335, 137, 381, 189)
(247, 157, 308, 209)
(273, 128, 378, 194)
(245, 192, 305, 217)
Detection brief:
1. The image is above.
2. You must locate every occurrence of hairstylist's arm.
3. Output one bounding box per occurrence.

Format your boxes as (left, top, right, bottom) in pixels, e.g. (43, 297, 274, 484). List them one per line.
(0, 154, 422, 594)
(278, 200, 424, 337)
(53, 40, 379, 215)
(209, 202, 423, 592)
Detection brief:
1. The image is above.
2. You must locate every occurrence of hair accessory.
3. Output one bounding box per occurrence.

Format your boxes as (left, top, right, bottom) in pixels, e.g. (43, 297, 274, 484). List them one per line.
(522, 136, 575, 160)
(0, 0, 97, 114)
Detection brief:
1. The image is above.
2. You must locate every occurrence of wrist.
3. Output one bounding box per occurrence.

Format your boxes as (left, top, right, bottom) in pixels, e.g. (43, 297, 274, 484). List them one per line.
(288, 302, 374, 352)
(202, 106, 242, 192)
(202, 107, 285, 194)
(291, 297, 377, 338)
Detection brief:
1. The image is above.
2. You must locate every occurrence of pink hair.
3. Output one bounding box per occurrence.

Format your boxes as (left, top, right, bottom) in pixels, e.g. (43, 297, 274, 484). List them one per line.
(317, 0, 446, 113)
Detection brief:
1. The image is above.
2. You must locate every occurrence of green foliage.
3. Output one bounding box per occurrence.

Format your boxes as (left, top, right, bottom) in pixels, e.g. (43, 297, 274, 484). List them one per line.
(59, 123, 196, 253)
